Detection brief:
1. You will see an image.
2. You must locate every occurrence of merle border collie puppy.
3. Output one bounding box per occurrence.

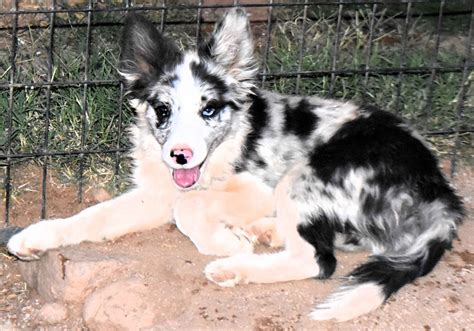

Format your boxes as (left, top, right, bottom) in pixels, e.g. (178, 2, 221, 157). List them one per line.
(8, 8, 464, 321)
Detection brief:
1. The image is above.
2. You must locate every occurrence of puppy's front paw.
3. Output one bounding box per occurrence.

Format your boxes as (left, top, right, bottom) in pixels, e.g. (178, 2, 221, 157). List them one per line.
(8, 233, 43, 261)
(204, 257, 247, 287)
(244, 217, 284, 248)
(191, 226, 254, 257)
(7, 221, 62, 260)
(226, 226, 255, 254)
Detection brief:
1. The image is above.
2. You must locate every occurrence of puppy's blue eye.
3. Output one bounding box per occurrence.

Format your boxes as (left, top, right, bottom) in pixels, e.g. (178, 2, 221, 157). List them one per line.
(202, 106, 218, 118)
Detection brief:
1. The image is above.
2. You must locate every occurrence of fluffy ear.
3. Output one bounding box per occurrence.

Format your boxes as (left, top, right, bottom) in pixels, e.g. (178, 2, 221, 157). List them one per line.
(199, 8, 257, 84)
(119, 13, 182, 95)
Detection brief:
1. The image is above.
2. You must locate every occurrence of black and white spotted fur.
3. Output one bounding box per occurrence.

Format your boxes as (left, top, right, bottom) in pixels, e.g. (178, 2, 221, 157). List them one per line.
(8, 8, 464, 321)
(118, 9, 464, 320)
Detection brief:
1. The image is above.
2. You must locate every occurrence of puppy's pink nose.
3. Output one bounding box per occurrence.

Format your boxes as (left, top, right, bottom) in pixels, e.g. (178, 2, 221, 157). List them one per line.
(170, 148, 193, 165)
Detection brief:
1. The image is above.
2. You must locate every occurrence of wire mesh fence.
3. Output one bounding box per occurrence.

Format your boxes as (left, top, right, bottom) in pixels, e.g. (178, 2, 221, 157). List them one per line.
(0, 0, 473, 225)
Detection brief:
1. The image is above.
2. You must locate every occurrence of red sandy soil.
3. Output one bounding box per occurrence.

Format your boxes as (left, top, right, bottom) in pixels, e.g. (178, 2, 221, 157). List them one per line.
(0, 161, 473, 330)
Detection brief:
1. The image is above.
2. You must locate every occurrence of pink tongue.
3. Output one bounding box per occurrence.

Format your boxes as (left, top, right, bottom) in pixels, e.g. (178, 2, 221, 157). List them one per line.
(173, 166, 200, 188)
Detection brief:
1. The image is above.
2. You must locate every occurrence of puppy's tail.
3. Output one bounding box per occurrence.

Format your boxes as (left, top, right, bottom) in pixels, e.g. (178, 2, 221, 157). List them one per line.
(310, 238, 452, 322)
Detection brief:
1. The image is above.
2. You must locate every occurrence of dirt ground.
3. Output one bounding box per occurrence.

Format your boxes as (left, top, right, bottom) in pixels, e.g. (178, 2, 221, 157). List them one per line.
(0, 162, 473, 330)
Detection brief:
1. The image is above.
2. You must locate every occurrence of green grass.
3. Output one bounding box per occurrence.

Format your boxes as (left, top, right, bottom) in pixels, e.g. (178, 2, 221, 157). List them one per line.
(0, 5, 472, 194)
(263, 6, 472, 162)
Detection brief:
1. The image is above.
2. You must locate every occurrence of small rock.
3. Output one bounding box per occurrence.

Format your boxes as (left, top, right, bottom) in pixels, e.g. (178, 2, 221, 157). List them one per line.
(38, 302, 68, 324)
(18, 247, 136, 303)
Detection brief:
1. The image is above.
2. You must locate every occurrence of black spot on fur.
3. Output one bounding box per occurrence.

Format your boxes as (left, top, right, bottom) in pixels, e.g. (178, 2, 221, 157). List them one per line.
(349, 239, 451, 299)
(161, 74, 178, 87)
(235, 92, 269, 172)
(366, 223, 388, 243)
(198, 10, 244, 60)
(309, 106, 463, 213)
(227, 101, 239, 111)
(317, 254, 337, 279)
(190, 61, 228, 95)
(120, 13, 182, 99)
(418, 239, 452, 276)
(283, 98, 319, 139)
(340, 222, 362, 247)
(361, 190, 385, 216)
(343, 221, 357, 234)
(297, 215, 341, 279)
(198, 35, 215, 59)
(256, 158, 267, 168)
(343, 234, 361, 247)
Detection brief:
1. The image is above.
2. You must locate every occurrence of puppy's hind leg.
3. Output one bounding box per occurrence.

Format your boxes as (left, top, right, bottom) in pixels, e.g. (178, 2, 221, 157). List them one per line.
(205, 165, 333, 286)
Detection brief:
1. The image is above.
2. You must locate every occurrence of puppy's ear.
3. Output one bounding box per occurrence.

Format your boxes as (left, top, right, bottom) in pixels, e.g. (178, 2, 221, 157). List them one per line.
(119, 13, 181, 96)
(199, 8, 257, 85)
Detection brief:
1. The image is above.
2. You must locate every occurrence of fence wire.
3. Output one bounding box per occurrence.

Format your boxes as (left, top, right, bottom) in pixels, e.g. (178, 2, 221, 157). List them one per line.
(0, 0, 473, 225)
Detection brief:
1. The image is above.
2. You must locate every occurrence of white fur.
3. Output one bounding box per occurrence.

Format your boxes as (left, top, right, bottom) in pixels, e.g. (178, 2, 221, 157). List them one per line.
(310, 283, 385, 322)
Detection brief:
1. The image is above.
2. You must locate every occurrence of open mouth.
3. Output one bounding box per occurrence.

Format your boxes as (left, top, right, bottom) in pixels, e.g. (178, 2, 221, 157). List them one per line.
(172, 164, 202, 189)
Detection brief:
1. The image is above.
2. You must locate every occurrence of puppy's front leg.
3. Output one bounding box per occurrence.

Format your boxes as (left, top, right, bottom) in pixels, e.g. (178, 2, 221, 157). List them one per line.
(174, 175, 274, 256)
(7, 187, 178, 260)
(243, 217, 285, 248)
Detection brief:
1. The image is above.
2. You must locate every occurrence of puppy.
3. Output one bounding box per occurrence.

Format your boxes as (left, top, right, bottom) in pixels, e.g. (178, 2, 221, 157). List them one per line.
(8, 9, 464, 321)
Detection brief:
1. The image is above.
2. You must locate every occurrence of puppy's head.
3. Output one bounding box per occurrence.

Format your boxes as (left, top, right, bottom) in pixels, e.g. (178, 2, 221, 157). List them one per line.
(120, 8, 256, 189)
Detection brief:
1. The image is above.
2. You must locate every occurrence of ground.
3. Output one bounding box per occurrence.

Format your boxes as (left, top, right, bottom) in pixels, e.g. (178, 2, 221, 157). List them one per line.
(0, 162, 473, 330)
